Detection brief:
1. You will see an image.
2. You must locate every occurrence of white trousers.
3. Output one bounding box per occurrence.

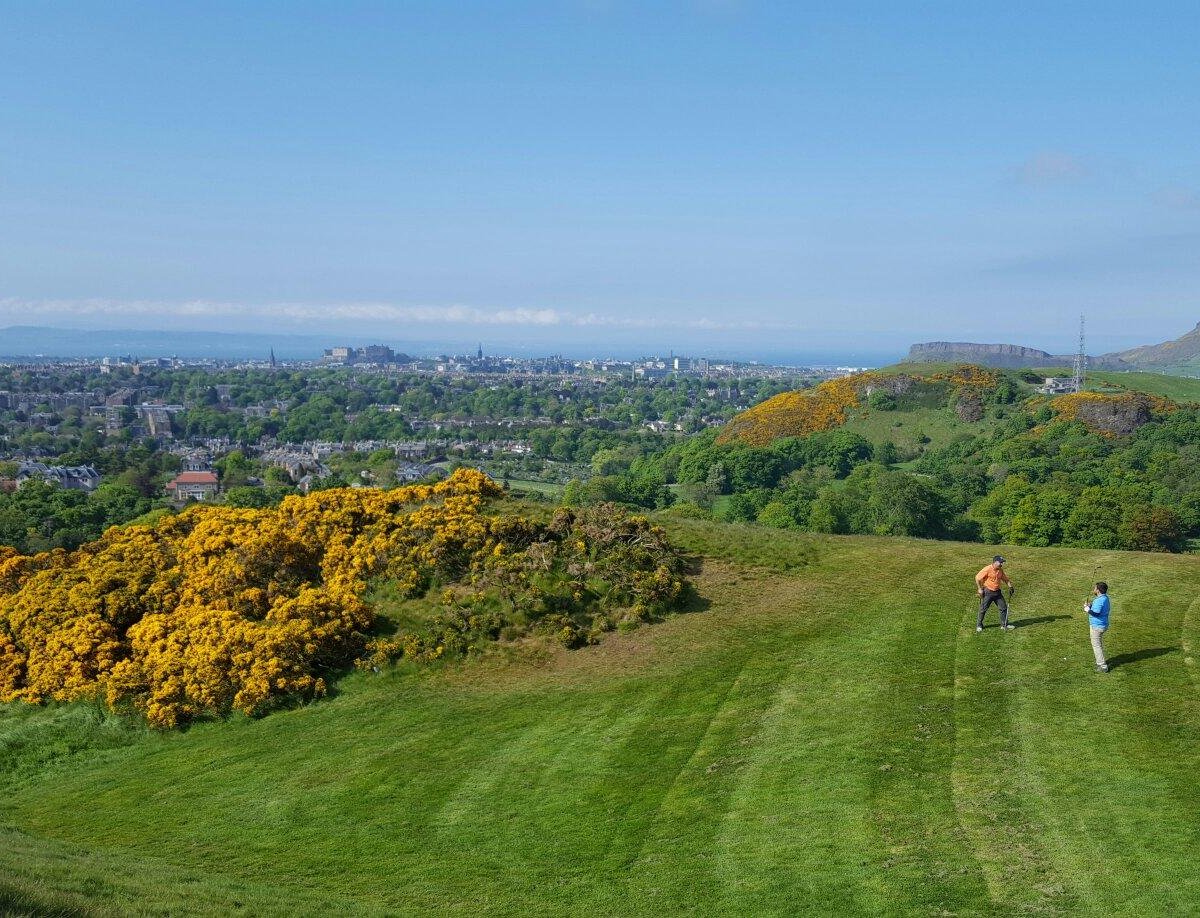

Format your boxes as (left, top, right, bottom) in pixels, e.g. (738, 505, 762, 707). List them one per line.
(1090, 626, 1107, 667)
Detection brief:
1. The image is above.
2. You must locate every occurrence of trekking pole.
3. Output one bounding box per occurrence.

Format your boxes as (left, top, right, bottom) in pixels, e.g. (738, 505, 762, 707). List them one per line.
(1083, 564, 1100, 617)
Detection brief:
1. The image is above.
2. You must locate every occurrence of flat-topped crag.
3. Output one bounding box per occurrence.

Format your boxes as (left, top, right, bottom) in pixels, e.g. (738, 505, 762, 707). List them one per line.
(906, 341, 1129, 370)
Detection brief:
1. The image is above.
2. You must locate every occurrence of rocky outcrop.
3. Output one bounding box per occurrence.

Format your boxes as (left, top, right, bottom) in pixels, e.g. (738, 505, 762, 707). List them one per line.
(1053, 393, 1166, 436)
(953, 390, 985, 422)
(873, 374, 916, 395)
(906, 342, 1129, 370)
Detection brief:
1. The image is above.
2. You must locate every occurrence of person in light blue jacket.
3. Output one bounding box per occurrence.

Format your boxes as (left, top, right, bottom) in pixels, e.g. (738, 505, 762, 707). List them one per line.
(1085, 582, 1111, 673)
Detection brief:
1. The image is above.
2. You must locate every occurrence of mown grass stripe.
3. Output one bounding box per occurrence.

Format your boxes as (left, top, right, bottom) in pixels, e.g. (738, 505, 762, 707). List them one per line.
(862, 546, 993, 914)
(951, 570, 1078, 914)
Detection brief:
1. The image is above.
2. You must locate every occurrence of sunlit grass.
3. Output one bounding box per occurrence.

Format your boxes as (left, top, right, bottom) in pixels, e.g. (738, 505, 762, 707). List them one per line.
(2, 523, 1198, 915)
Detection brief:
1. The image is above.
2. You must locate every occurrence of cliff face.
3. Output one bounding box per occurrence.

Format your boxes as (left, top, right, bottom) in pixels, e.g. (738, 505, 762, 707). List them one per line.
(907, 342, 1128, 370)
(907, 342, 1062, 368)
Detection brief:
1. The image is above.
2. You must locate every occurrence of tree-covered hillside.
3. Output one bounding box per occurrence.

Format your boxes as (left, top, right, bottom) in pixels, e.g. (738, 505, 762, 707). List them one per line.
(578, 367, 1200, 553)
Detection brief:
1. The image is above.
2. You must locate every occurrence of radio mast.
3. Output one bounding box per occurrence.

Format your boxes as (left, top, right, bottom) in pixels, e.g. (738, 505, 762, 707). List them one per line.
(1072, 314, 1086, 393)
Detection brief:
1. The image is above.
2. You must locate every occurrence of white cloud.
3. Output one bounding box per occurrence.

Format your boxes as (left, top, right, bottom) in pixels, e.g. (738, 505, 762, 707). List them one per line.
(0, 298, 565, 327)
(1153, 184, 1200, 211)
(0, 298, 800, 333)
(1015, 151, 1088, 185)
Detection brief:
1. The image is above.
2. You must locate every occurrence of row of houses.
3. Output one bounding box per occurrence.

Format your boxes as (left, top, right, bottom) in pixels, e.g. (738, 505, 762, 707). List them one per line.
(6, 440, 448, 506)
(448, 439, 533, 457)
(13, 462, 102, 491)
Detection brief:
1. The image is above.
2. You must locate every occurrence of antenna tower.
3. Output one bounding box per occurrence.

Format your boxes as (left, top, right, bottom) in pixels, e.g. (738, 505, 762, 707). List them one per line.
(1072, 314, 1086, 393)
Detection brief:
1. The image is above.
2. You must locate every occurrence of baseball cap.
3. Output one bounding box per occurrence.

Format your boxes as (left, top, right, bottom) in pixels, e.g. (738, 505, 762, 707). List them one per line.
(993, 555, 1006, 563)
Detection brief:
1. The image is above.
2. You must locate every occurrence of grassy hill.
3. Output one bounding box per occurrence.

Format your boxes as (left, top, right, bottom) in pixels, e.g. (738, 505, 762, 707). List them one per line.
(1108, 321, 1200, 375)
(718, 364, 1198, 462)
(2, 520, 1199, 916)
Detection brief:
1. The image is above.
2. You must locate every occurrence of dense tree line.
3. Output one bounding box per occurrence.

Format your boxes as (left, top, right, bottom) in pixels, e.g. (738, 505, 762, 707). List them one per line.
(0, 444, 178, 552)
(0, 479, 159, 553)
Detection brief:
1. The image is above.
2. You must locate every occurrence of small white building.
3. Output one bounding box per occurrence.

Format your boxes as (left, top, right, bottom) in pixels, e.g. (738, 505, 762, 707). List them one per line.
(1039, 377, 1077, 395)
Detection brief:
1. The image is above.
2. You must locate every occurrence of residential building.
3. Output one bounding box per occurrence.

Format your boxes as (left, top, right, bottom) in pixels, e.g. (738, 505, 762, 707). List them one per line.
(165, 470, 220, 502)
(16, 462, 102, 492)
(105, 387, 138, 407)
(396, 462, 441, 483)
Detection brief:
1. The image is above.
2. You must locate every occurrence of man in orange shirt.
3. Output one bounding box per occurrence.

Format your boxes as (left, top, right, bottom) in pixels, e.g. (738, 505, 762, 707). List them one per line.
(975, 555, 1014, 632)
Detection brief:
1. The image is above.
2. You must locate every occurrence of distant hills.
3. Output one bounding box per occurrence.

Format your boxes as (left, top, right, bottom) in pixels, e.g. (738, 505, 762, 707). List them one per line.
(1110, 321, 1200, 370)
(908, 322, 1200, 373)
(905, 341, 1129, 370)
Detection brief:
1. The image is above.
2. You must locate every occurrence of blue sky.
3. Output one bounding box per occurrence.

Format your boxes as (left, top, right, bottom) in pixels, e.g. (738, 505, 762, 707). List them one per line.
(1, 1, 1198, 359)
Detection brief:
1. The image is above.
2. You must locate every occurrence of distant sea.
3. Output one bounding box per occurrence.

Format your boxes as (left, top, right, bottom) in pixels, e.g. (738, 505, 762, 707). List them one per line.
(0, 325, 902, 367)
(0, 326, 332, 361)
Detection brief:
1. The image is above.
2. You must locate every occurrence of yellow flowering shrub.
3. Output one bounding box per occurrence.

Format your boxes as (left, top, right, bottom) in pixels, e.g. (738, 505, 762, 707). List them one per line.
(718, 365, 1003, 446)
(0, 469, 502, 726)
(717, 373, 878, 446)
(363, 504, 688, 662)
(929, 364, 999, 390)
(0, 468, 689, 727)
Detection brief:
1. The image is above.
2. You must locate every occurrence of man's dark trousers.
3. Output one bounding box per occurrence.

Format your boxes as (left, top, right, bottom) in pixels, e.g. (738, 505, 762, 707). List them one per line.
(978, 589, 1008, 628)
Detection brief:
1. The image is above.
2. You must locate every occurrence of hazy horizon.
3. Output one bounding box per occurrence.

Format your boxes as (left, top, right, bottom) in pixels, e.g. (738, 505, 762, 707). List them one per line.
(1, 317, 1181, 366)
(0, 322, 903, 365)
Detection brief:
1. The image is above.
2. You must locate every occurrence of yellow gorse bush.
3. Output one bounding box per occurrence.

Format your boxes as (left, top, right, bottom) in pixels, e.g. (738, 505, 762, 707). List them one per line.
(929, 364, 1000, 390)
(0, 469, 689, 728)
(717, 365, 1002, 447)
(0, 469, 502, 727)
(716, 372, 886, 446)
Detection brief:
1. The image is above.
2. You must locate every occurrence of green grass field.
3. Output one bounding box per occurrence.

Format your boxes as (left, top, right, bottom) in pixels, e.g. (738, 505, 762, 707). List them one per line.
(2, 521, 1199, 916)
(502, 478, 566, 498)
(1037, 368, 1200, 403)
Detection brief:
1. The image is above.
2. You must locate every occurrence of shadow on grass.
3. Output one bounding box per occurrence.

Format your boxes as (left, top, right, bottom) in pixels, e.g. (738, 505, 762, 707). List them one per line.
(1010, 615, 1072, 629)
(672, 581, 713, 617)
(1107, 646, 1178, 670)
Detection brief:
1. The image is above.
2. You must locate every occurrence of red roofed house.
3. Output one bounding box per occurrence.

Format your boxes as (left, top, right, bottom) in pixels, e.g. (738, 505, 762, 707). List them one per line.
(166, 469, 220, 502)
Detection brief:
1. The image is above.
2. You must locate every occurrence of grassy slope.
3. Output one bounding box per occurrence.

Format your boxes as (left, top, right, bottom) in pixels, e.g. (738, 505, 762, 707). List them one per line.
(503, 478, 565, 498)
(1138, 362, 1200, 378)
(840, 404, 998, 455)
(2, 522, 1200, 916)
(1035, 368, 1200, 402)
(721, 365, 1196, 464)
